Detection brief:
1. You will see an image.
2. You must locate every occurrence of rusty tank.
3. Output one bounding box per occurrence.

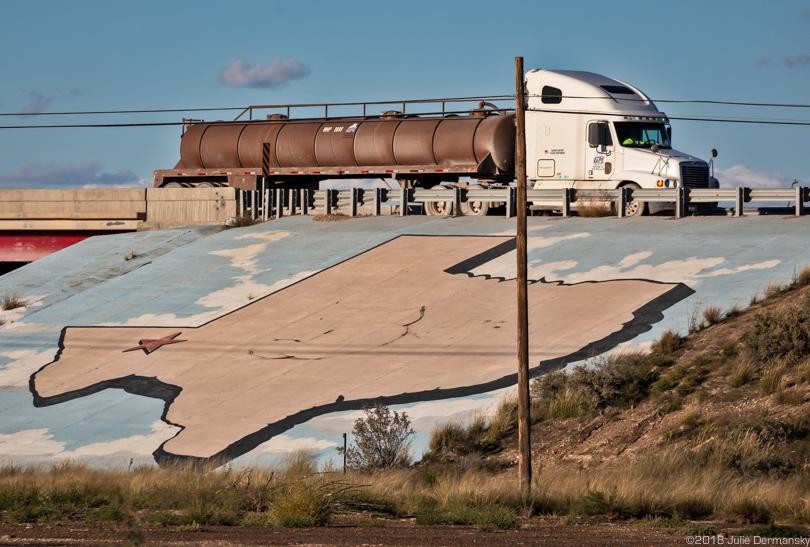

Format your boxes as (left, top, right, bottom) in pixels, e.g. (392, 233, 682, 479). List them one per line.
(157, 110, 516, 189)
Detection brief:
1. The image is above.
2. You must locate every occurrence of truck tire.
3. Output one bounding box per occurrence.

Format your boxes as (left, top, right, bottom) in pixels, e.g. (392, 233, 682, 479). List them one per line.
(462, 185, 489, 216)
(424, 185, 454, 216)
(621, 183, 647, 217)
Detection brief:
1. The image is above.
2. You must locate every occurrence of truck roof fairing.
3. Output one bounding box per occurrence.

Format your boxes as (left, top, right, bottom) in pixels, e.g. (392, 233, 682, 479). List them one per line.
(525, 69, 665, 118)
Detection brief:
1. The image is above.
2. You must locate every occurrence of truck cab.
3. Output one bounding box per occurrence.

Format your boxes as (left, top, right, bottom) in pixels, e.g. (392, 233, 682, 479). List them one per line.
(525, 70, 718, 214)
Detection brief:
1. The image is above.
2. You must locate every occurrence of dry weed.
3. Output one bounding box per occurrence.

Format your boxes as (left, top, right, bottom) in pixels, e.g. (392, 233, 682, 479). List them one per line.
(702, 305, 724, 326)
(1, 292, 25, 311)
(576, 194, 616, 218)
(651, 329, 681, 354)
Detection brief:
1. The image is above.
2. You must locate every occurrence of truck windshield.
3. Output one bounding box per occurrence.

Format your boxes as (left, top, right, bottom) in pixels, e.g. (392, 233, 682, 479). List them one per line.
(614, 122, 671, 149)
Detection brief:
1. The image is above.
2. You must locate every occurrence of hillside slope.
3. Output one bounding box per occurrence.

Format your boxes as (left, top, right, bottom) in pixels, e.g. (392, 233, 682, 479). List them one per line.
(431, 273, 810, 482)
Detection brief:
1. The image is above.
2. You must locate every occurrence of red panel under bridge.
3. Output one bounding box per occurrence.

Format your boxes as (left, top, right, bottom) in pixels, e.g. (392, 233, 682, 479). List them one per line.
(0, 230, 131, 262)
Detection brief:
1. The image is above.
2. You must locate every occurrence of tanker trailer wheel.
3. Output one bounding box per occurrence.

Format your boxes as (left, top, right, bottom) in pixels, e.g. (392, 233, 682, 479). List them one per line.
(621, 182, 647, 217)
(462, 185, 490, 216)
(424, 185, 455, 216)
(163, 182, 191, 188)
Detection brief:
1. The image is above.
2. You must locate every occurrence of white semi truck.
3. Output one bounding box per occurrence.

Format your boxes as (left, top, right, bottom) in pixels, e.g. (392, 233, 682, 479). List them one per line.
(156, 69, 718, 216)
(525, 69, 718, 215)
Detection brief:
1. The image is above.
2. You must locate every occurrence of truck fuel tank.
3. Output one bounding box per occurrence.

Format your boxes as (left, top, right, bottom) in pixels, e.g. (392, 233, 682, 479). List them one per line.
(178, 112, 515, 174)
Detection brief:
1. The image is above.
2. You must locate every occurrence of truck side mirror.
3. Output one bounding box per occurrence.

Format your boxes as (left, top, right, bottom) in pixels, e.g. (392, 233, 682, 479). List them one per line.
(711, 149, 718, 158)
(588, 123, 608, 148)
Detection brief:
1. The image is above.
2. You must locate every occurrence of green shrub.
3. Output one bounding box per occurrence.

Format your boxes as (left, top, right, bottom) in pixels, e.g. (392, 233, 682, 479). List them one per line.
(180, 503, 238, 526)
(653, 376, 675, 393)
(153, 510, 180, 526)
(531, 352, 657, 419)
(87, 503, 127, 523)
(3, 504, 42, 524)
(728, 497, 771, 524)
(337, 405, 414, 471)
(270, 481, 330, 528)
(659, 396, 683, 414)
(416, 504, 517, 529)
(569, 489, 612, 516)
(736, 522, 804, 537)
(675, 383, 693, 397)
(743, 295, 810, 363)
(649, 355, 672, 367)
(652, 329, 681, 354)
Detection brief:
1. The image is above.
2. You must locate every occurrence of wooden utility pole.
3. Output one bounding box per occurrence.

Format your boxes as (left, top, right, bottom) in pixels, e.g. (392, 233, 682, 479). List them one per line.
(515, 57, 531, 495)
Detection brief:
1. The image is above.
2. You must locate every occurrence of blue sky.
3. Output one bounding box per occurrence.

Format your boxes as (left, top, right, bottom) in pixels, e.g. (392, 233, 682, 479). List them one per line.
(1, 0, 808, 189)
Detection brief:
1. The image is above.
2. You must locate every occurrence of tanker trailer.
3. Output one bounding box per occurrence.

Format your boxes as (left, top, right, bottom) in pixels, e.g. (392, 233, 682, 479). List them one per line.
(152, 107, 517, 210)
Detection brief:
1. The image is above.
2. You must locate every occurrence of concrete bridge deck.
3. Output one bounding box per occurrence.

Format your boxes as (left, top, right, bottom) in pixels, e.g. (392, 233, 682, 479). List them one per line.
(0, 188, 236, 262)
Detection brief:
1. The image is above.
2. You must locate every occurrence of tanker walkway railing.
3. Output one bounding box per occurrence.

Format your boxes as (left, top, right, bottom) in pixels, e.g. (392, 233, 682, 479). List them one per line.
(233, 186, 810, 220)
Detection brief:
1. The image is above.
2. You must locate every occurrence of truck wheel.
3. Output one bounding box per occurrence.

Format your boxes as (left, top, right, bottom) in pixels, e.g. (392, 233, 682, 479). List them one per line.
(424, 185, 454, 216)
(462, 185, 489, 216)
(164, 182, 191, 188)
(622, 183, 647, 217)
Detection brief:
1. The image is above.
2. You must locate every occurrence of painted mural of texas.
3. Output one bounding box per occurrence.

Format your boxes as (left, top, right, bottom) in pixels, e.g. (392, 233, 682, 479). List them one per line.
(30, 236, 693, 465)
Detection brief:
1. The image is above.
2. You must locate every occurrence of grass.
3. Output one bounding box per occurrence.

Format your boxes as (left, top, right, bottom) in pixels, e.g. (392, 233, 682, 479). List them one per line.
(702, 305, 724, 326)
(728, 355, 759, 387)
(1, 292, 25, 311)
(735, 522, 806, 537)
(651, 329, 681, 354)
(3, 441, 810, 529)
(760, 366, 785, 395)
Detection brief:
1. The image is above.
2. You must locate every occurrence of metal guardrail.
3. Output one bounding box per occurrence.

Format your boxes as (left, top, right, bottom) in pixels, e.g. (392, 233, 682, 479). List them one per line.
(235, 185, 810, 219)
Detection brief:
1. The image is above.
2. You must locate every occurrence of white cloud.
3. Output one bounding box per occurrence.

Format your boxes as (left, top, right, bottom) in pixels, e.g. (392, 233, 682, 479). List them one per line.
(524, 255, 781, 286)
(716, 165, 809, 189)
(19, 92, 53, 116)
(0, 293, 46, 327)
(0, 429, 65, 457)
(758, 53, 810, 69)
(15, 88, 82, 117)
(468, 232, 592, 279)
(81, 178, 152, 189)
(0, 347, 59, 390)
(0, 161, 144, 189)
(219, 58, 310, 89)
(55, 421, 178, 460)
(247, 434, 338, 457)
(308, 394, 506, 436)
(0, 422, 178, 461)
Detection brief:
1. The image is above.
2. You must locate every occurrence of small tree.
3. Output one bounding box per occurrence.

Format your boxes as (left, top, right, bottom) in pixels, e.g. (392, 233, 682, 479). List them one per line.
(337, 404, 415, 471)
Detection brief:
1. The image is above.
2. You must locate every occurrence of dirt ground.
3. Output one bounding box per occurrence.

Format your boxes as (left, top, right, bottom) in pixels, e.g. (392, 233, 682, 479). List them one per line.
(0, 515, 700, 546)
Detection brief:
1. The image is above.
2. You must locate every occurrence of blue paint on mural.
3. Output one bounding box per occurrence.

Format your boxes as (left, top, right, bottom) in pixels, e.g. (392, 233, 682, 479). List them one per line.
(0, 215, 807, 464)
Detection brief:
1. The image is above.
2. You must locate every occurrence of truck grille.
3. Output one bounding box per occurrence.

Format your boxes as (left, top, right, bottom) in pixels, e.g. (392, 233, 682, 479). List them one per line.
(681, 165, 709, 188)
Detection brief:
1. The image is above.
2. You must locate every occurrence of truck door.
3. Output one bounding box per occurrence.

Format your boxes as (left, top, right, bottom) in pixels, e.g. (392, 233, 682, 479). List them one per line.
(585, 121, 614, 185)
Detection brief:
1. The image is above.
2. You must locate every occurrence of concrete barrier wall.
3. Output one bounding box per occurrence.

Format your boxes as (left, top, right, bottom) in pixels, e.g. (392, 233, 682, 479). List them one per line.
(0, 187, 237, 231)
(143, 188, 237, 230)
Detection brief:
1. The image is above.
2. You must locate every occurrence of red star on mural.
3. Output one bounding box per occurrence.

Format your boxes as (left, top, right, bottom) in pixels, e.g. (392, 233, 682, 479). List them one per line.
(123, 332, 186, 354)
